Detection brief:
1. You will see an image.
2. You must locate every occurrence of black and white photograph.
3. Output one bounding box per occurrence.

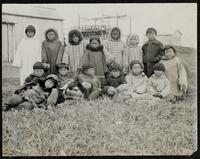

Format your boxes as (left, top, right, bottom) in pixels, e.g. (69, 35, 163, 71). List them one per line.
(2, 3, 198, 156)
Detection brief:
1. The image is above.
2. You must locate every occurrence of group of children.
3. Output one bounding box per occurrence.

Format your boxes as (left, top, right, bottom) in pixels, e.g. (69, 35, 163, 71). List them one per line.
(2, 25, 189, 111)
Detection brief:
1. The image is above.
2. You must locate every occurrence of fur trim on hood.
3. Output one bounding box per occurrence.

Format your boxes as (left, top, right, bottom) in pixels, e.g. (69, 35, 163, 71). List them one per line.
(44, 28, 59, 41)
(110, 27, 121, 41)
(68, 29, 83, 45)
(126, 33, 140, 48)
(86, 44, 104, 51)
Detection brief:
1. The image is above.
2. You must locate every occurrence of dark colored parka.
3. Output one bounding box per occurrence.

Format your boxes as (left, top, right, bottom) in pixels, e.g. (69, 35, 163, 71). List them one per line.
(78, 44, 109, 79)
(41, 28, 64, 74)
(102, 74, 126, 94)
(142, 39, 164, 77)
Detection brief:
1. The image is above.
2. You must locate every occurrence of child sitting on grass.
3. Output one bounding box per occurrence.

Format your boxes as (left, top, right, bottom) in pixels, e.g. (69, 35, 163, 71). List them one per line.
(159, 45, 188, 103)
(147, 63, 171, 99)
(14, 61, 46, 95)
(3, 74, 60, 111)
(56, 63, 83, 100)
(117, 60, 148, 98)
(102, 62, 126, 98)
(68, 64, 102, 100)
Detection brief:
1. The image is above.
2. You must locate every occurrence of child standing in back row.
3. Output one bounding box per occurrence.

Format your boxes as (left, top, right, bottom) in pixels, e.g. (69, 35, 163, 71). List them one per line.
(159, 45, 188, 103)
(78, 37, 109, 84)
(13, 25, 41, 85)
(62, 29, 87, 73)
(142, 27, 164, 77)
(103, 27, 126, 68)
(41, 28, 64, 74)
(125, 33, 143, 70)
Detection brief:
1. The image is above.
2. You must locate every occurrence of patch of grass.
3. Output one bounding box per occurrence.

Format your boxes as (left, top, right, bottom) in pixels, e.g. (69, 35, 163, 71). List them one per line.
(2, 78, 197, 156)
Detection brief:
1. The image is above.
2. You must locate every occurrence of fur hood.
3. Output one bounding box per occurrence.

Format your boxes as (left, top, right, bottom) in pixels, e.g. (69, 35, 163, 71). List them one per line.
(44, 28, 59, 41)
(86, 44, 104, 51)
(68, 29, 83, 45)
(126, 33, 140, 48)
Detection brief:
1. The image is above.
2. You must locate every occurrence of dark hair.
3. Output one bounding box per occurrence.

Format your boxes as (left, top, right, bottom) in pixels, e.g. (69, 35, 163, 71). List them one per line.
(111, 27, 121, 40)
(89, 37, 101, 44)
(146, 27, 157, 35)
(68, 29, 83, 45)
(163, 45, 176, 53)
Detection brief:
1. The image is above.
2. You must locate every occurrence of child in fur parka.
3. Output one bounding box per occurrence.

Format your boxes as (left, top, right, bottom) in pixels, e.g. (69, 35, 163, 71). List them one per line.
(3, 74, 60, 111)
(78, 37, 109, 84)
(62, 29, 87, 73)
(159, 45, 188, 103)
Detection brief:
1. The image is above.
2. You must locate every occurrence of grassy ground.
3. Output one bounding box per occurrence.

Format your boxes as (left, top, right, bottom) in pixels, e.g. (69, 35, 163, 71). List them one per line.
(2, 46, 197, 156)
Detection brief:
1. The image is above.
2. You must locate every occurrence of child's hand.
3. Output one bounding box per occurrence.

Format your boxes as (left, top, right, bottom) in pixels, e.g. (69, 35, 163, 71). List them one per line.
(108, 87, 117, 95)
(153, 93, 163, 98)
(82, 82, 92, 89)
(43, 63, 50, 69)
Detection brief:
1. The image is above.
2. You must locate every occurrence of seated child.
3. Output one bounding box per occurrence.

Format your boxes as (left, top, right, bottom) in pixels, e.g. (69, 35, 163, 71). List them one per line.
(56, 63, 83, 99)
(118, 60, 148, 98)
(159, 45, 188, 103)
(68, 64, 102, 100)
(3, 74, 60, 111)
(147, 63, 171, 99)
(102, 62, 126, 97)
(14, 61, 46, 94)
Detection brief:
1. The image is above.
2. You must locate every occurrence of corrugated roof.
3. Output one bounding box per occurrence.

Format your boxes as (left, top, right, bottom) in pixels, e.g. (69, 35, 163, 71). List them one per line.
(2, 4, 64, 21)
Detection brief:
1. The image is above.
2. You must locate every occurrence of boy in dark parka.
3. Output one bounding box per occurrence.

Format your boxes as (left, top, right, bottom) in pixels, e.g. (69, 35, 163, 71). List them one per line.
(142, 27, 164, 77)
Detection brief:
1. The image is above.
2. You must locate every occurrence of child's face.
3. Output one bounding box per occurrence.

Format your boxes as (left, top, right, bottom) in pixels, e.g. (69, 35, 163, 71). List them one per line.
(165, 48, 176, 59)
(90, 40, 100, 48)
(111, 30, 120, 40)
(147, 31, 156, 40)
(72, 34, 79, 43)
(26, 30, 35, 38)
(33, 69, 44, 77)
(154, 70, 164, 77)
(47, 31, 56, 41)
(111, 70, 121, 78)
(58, 67, 69, 76)
(44, 79, 55, 89)
(131, 64, 143, 76)
(85, 68, 95, 76)
(129, 36, 138, 46)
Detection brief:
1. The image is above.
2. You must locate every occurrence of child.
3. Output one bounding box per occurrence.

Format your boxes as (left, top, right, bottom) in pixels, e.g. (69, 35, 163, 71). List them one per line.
(78, 37, 109, 84)
(147, 63, 171, 99)
(24, 61, 46, 84)
(125, 33, 143, 68)
(62, 29, 87, 73)
(103, 27, 126, 67)
(13, 25, 41, 85)
(118, 60, 148, 98)
(55, 63, 83, 99)
(102, 62, 126, 97)
(68, 64, 102, 100)
(14, 61, 47, 95)
(3, 74, 60, 111)
(56, 63, 73, 88)
(142, 27, 164, 77)
(159, 45, 188, 102)
(41, 28, 64, 74)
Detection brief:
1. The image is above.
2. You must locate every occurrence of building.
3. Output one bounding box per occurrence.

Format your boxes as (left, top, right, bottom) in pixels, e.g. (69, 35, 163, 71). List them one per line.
(2, 4, 64, 62)
(143, 30, 182, 46)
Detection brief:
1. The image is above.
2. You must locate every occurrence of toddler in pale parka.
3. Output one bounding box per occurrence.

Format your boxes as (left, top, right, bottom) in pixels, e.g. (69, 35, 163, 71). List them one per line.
(147, 62, 171, 99)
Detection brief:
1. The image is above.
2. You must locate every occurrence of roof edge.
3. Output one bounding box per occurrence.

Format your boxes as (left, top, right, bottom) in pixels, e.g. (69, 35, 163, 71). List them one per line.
(2, 12, 64, 21)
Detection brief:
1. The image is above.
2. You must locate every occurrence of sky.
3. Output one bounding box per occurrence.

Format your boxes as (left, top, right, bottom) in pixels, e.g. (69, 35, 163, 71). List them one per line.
(4, 3, 197, 48)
